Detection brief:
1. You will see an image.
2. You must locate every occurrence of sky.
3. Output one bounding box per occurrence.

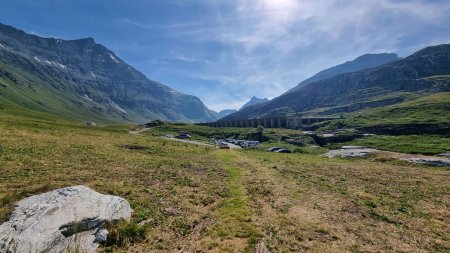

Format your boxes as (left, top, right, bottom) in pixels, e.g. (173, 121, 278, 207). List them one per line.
(1, 0, 450, 111)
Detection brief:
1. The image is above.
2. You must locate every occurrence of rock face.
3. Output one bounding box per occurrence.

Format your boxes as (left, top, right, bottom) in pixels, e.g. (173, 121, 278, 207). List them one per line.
(323, 146, 378, 158)
(0, 185, 132, 253)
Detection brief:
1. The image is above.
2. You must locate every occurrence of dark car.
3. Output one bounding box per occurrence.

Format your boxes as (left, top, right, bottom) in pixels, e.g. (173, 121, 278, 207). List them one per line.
(175, 134, 191, 139)
(268, 147, 282, 152)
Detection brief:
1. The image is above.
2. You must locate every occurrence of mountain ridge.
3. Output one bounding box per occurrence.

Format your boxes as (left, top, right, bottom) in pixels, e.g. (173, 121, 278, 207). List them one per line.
(240, 96, 269, 110)
(221, 44, 450, 121)
(0, 23, 217, 123)
(287, 53, 400, 95)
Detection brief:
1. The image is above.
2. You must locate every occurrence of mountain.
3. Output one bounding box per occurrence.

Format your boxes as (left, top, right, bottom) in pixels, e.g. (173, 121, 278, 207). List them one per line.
(240, 96, 269, 110)
(0, 23, 217, 123)
(291, 53, 400, 91)
(217, 109, 238, 119)
(221, 44, 450, 121)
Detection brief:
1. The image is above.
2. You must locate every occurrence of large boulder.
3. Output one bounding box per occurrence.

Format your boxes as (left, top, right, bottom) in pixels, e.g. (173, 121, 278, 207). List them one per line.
(0, 185, 132, 253)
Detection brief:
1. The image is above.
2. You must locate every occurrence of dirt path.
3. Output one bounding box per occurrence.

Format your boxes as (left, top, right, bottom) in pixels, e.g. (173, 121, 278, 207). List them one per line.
(222, 142, 242, 149)
(128, 127, 151, 135)
(163, 137, 216, 147)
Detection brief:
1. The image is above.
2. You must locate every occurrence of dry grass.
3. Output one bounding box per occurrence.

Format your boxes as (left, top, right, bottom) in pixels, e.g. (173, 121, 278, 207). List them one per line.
(0, 114, 449, 252)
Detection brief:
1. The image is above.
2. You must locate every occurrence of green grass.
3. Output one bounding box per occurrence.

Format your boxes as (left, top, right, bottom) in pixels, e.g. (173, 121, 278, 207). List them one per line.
(0, 63, 127, 124)
(347, 135, 450, 154)
(342, 92, 450, 127)
(1, 111, 449, 252)
(212, 152, 259, 252)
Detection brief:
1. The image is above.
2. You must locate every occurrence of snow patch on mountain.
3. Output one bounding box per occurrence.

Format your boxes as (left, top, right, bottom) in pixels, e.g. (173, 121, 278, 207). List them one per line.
(108, 53, 120, 63)
(44, 60, 67, 69)
(82, 94, 94, 102)
(111, 101, 127, 114)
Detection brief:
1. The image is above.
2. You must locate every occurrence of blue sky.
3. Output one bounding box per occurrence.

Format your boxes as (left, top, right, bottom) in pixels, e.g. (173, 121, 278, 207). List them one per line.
(2, 0, 450, 111)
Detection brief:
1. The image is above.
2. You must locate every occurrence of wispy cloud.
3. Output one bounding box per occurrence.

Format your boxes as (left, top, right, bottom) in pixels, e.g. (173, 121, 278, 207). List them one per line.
(119, 17, 200, 30)
(153, 0, 450, 110)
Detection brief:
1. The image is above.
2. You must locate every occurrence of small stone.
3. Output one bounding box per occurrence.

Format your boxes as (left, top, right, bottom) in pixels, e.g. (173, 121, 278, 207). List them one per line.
(95, 229, 109, 243)
(85, 121, 96, 126)
(163, 207, 183, 216)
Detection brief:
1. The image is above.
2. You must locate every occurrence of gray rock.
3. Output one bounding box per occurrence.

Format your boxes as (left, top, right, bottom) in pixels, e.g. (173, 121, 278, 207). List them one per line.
(85, 121, 97, 127)
(0, 185, 132, 253)
(438, 151, 450, 157)
(341, 146, 367, 149)
(95, 229, 109, 243)
(402, 158, 450, 167)
(324, 147, 378, 158)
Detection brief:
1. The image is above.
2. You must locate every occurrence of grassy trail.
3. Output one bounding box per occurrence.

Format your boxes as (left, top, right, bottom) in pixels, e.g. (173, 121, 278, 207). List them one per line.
(206, 150, 259, 252)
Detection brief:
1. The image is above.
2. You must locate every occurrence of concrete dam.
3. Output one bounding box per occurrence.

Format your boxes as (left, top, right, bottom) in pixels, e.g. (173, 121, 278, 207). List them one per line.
(197, 115, 339, 129)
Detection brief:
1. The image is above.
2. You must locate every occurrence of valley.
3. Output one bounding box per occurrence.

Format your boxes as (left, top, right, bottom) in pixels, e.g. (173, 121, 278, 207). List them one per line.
(0, 6, 449, 252)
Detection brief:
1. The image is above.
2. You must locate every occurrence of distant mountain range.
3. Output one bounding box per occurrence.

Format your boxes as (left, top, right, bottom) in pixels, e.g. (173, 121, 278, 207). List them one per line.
(217, 109, 238, 119)
(240, 96, 269, 110)
(222, 44, 450, 121)
(0, 23, 217, 123)
(215, 97, 269, 120)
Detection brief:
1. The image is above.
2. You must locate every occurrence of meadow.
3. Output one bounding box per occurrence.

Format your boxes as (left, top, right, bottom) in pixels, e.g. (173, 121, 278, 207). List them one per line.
(0, 111, 449, 252)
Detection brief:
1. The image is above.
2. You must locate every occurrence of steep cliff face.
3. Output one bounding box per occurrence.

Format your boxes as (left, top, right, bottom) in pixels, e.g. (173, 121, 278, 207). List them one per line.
(0, 23, 217, 123)
(222, 44, 450, 120)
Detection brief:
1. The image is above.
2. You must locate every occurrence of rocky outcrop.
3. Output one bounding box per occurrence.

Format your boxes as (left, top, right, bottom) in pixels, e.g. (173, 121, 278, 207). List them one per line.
(0, 185, 132, 253)
(323, 146, 378, 158)
(438, 151, 450, 157)
(401, 157, 450, 167)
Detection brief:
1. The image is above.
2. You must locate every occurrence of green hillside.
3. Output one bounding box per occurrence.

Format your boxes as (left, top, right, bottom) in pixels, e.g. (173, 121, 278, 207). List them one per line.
(317, 90, 450, 135)
(0, 23, 218, 124)
(0, 63, 122, 124)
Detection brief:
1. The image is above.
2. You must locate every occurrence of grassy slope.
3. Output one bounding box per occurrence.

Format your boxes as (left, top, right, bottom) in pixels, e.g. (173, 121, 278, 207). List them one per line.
(343, 91, 450, 127)
(0, 112, 449, 252)
(0, 63, 125, 124)
(348, 135, 450, 154)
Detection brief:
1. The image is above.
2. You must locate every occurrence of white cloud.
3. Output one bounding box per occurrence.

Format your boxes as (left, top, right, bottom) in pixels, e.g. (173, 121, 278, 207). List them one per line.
(128, 0, 450, 111)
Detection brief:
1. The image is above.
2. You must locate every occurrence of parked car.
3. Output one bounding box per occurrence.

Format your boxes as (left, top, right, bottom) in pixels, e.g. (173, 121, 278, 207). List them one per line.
(243, 141, 259, 147)
(268, 147, 282, 152)
(175, 134, 191, 139)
